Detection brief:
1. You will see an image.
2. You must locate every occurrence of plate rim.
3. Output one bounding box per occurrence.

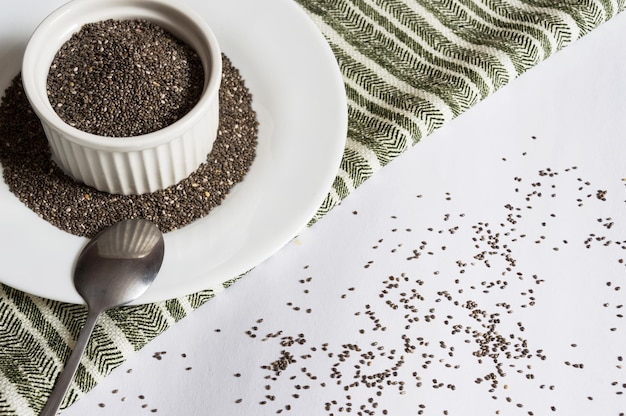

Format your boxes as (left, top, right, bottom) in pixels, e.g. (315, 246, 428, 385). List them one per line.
(0, 0, 347, 304)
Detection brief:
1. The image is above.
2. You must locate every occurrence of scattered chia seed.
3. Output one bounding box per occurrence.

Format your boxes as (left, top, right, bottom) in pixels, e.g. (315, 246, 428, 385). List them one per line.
(216, 134, 626, 415)
(47, 19, 204, 137)
(0, 54, 257, 237)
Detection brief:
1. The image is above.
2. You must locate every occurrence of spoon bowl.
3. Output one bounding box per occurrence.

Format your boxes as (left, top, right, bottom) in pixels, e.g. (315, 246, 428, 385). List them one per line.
(40, 218, 164, 415)
(75, 219, 165, 310)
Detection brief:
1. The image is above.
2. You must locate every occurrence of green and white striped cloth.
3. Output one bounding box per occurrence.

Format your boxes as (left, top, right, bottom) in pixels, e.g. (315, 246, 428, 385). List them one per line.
(1, 0, 624, 414)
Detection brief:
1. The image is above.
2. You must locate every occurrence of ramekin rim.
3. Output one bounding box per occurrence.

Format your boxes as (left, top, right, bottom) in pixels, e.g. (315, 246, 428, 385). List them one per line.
(21, 0, 222, 152)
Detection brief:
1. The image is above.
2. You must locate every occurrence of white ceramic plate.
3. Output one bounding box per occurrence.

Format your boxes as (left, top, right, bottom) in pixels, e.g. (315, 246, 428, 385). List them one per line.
(0, 0, 347, 304)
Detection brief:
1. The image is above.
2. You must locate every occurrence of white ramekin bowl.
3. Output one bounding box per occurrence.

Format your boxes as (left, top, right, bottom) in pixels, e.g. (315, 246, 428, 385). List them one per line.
(22, 0, 222, 195)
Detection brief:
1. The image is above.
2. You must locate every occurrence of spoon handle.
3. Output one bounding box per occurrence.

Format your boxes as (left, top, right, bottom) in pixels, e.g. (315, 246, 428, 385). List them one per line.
(40, 308, 102, 416)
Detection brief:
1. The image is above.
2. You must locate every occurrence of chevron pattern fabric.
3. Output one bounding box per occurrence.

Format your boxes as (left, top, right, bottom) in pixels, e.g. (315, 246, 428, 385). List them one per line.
(304, 0, 626, 224)
(1, 0, 624, 414)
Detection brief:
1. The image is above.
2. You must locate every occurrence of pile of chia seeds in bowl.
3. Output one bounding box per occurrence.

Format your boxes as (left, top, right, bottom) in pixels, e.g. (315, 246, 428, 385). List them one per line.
(47, 19, 205, 137)
(0, 54, 258, 237)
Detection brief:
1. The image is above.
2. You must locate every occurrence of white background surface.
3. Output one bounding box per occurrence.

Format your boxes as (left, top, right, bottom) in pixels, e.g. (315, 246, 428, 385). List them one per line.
(35, 5, 626, 416)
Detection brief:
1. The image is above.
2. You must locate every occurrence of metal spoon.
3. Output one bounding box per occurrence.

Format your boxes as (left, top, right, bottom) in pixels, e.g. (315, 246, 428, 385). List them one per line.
(40, 218, 165, 416)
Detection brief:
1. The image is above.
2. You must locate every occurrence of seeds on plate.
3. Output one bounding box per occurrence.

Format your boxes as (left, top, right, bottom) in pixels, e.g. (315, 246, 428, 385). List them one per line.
(0, 54, 257, 237)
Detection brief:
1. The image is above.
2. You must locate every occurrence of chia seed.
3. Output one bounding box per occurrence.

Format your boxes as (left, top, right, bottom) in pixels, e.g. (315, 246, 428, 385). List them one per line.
(47, 19, 205, 137)
(0, 54, 257, 237)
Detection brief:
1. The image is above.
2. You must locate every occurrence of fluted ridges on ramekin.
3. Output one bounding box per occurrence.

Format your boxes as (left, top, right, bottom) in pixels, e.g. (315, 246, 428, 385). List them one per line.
(42, 102, 219, 195)
(22, 0, 223, 195)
